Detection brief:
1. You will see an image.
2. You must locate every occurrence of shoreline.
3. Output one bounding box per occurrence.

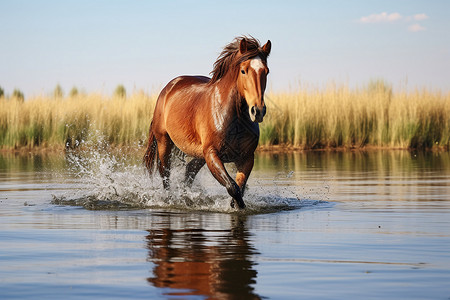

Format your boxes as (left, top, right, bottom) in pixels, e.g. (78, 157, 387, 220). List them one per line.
(1, 143, 448, 155)
(257, 144, 449, 152)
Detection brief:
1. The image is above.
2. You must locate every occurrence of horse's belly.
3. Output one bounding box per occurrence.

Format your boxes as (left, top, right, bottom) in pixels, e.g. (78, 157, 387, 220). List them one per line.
(166, 123, 204, 158)
(162, 97, 203, 157)
(173, 138, 204, 158)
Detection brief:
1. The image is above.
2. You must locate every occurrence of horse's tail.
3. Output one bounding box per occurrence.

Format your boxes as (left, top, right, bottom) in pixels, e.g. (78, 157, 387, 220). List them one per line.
(143, 122, 157, 174)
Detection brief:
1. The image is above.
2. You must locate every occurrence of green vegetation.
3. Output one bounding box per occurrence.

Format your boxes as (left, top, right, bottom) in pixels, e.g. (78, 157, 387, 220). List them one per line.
(53, 84, 64, 98)
(12, 89, 24, 102)
(114, 84, 126, 99)
(0, 81, 449, 150)
(69, 87, 79, 97)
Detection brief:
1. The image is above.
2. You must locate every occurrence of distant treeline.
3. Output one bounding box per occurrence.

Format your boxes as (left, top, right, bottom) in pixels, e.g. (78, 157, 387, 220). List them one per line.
(0, 84, 128, 101)
(1, 81, 449, 151)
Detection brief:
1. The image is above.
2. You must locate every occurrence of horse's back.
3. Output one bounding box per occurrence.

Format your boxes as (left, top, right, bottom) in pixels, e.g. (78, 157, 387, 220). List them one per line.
(153, 75, 212, 157)
(164, 75, 209, 96)
(155, 75, 210, 114)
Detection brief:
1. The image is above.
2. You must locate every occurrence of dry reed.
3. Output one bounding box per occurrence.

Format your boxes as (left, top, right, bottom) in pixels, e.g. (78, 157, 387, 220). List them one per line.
(1, 82, 448, 150)
(0, 91, 156, 149)
(261, 82, 450, 150)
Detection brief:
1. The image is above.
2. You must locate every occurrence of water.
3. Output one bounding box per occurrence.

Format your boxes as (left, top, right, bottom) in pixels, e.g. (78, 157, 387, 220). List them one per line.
(1, 150, 450, 299)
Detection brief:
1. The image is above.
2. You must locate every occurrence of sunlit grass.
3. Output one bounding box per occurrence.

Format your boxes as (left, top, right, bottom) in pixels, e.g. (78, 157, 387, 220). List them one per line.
(1, 81, 449, 150)
(0, 91, 156, 149)
(262, 81, 450, 150)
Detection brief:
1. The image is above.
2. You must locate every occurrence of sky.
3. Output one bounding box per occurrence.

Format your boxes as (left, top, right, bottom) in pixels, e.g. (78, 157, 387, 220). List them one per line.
(1, 0, 449, 97)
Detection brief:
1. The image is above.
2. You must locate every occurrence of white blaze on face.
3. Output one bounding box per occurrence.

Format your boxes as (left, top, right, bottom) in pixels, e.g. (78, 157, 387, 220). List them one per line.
(250, 56, 264, 73)
(248, 56, 265, 122)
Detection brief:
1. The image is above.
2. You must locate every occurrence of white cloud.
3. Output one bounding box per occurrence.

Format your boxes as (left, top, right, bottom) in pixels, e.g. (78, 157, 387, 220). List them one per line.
(408, 23, 426, 32)
(413, 13, 429, 21)
(358, 12, 429, 32)
(359, 12, 402, 23)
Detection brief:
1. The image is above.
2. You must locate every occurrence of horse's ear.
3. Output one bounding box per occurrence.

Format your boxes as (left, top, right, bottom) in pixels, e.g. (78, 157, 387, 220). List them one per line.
(262, 40, 271, 56)
(239, 38, 248, 54)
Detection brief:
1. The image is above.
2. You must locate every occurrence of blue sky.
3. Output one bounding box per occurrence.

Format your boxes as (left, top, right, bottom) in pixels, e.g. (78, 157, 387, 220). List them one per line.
(1, 0, 449, 97)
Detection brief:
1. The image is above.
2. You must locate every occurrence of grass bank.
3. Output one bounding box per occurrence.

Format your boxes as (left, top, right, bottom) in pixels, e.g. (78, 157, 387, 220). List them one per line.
(0, 92, 156, 150)
(262, 82, 450, 150)
(1, 82, 449, 151)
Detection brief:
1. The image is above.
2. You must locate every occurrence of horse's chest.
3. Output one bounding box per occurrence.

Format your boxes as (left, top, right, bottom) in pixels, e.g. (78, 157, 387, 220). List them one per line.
(219, 120, 259, 162)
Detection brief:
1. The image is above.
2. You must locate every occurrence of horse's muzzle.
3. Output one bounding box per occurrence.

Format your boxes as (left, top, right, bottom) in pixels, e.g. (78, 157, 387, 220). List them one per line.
(250, 105, 266, 123)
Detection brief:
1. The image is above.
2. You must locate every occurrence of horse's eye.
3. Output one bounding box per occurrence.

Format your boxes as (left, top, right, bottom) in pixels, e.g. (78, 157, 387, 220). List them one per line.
(241, 70, 246, 75)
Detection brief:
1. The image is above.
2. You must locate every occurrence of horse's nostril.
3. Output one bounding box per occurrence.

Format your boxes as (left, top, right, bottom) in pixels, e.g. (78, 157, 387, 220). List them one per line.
(251, 106, 256, 116)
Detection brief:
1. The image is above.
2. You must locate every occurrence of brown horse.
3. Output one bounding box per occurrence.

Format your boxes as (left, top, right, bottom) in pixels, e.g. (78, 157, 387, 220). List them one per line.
(143, 36, 271, 209)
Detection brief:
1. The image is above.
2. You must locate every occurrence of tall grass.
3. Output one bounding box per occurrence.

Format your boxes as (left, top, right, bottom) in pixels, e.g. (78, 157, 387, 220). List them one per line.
(1, 82, 449, 150)
(261, 82, 450, 150)
(0, 91, 156, 149)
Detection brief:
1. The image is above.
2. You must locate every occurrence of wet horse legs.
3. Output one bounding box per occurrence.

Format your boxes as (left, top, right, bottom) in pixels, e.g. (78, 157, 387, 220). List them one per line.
(235, 154, 254, 197)
(184, 158, 206, 187)
(156, 134, 174, 189)
(203, 147, 246, 209)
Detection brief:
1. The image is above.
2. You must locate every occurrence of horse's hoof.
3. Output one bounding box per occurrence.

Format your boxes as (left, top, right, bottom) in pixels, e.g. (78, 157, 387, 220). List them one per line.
(230, 198, 246, 209)
(237, 202, 246, 209)
(230, 199, 235, 208)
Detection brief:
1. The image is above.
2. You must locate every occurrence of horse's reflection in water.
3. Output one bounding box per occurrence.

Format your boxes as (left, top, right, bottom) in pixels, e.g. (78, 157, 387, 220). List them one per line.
(146, 215, 260, 299)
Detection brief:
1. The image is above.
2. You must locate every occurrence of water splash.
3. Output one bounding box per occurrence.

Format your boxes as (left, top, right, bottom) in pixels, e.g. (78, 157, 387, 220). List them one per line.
(52, 140, 325, 214)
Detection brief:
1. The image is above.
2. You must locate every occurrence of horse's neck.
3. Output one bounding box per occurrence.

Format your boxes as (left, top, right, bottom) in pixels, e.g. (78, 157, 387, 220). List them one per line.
(214, 81, 243, 120)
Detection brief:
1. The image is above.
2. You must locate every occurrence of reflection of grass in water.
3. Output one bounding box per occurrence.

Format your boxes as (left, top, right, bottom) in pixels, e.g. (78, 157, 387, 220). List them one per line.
(6, 149, 449, 212)
(254, 150, 450, 198)
(1, 80, 449, 150)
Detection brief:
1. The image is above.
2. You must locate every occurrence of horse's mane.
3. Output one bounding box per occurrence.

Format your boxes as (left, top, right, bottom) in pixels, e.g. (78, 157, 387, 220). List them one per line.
(209, 36, 267, 84)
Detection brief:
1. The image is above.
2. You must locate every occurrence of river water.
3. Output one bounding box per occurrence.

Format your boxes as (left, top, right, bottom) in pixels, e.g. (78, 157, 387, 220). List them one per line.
(1, 150, 449, 299)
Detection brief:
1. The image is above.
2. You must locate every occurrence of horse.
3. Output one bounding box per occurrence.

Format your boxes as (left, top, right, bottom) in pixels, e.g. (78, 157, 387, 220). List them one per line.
(143, 36, 271, 209)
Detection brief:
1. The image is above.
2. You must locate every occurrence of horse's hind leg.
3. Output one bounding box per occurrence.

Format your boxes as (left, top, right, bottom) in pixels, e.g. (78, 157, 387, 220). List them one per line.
(184, 158, 205, 187)
(156, 134, 174, 189)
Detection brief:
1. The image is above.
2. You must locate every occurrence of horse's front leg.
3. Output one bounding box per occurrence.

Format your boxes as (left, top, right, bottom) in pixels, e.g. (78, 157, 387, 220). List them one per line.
(203, 147, 245, 209)
(235, 153, 254, 197)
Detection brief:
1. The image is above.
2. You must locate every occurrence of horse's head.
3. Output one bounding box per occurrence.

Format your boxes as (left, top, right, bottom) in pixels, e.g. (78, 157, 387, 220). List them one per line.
(237, 39, 271, 123)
